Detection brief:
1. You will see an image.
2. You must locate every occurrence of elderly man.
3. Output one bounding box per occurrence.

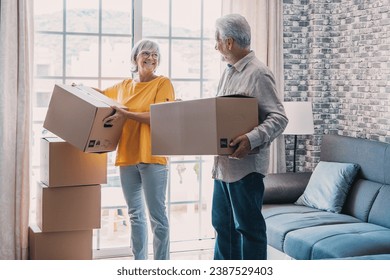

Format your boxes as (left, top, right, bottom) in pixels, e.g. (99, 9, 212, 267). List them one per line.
(212, 13, 288, 260)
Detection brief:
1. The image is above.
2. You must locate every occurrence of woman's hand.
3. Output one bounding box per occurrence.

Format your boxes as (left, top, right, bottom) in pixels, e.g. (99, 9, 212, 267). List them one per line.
(103, 105, 151, 125)
(103, 106, 128, 126)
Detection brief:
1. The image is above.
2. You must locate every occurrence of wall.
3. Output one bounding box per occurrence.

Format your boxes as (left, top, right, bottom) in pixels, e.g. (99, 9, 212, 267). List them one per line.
(283, 0, 390, 172)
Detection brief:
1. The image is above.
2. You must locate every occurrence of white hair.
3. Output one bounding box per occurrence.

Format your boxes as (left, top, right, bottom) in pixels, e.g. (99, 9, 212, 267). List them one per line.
(215, 14, 251, 49)
(130, 39, 161, 73)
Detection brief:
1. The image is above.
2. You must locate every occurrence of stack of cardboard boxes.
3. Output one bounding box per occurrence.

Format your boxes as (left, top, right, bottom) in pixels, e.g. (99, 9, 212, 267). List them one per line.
(28, 84, 127, 260)
(28, 137, 107, 260)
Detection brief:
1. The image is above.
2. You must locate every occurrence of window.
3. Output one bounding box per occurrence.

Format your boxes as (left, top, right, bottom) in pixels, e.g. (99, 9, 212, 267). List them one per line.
(32, 0, 222, 258)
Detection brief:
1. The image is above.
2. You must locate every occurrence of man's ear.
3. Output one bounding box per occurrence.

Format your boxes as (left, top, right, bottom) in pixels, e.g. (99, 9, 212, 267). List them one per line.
(226, 37, 234, 50)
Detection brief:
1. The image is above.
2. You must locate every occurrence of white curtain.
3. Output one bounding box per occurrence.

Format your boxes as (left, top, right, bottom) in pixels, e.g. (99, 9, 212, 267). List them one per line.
(0, 0, 33, 260)
(221, 0, 286, 173)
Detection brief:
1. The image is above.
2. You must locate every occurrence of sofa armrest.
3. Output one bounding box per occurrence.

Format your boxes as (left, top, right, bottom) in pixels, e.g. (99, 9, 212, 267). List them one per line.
(263, 172, 312, 204)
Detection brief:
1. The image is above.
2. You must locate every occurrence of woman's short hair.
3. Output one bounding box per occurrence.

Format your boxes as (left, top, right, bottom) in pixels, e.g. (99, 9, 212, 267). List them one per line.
(215, 14, 251, 49)
(130, 39, 161, 73)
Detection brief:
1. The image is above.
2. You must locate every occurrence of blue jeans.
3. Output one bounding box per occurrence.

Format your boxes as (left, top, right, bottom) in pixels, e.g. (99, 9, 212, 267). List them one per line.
(212, 172, 267, 260)
(120, 164, 169, 260)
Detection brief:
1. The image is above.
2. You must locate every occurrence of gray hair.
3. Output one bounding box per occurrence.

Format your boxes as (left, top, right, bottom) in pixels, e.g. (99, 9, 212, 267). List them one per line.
(130, 39, 161, 73)
(215, 14, 251, 49)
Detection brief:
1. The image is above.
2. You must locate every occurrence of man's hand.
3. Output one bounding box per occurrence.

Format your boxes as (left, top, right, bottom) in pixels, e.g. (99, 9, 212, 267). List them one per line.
(229, 135, 251, 159)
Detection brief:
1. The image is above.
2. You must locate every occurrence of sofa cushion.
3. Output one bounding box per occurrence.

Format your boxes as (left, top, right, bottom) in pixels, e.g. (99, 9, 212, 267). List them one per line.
(342, 179, 382, 222)
(385, 146, 390, 185)
(284, 223, 390, 259)
(264, 204, 361, 252)
(334, 254, 390, 260)
(262, 204, 319, 219)
(368, 185, 390, 228)
(295, 161, 360, 213)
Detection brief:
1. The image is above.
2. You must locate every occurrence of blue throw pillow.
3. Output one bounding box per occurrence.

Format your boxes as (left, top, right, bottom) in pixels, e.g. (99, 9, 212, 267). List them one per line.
(295, 161, 360, 213)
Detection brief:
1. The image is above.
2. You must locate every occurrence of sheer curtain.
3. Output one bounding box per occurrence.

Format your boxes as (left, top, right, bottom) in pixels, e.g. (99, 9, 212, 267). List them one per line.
(0, 0, 33, 260)
(221, 0, 286, 173)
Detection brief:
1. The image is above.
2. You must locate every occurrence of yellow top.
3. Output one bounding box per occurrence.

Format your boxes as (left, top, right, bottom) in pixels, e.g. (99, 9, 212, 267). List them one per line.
(103, 76, 175, 166)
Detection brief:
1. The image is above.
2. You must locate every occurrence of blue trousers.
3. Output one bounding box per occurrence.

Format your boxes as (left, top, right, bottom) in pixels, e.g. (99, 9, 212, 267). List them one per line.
(212, 172, 267, 260)
(120, 164, 169, 260)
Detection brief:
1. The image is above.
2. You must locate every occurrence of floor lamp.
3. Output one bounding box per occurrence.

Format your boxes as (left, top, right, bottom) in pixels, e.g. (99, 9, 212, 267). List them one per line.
(283, 101, 314, 172)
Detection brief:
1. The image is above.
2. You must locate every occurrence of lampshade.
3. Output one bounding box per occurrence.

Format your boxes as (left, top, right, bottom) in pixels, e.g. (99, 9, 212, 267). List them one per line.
(283, 101, 314, 135)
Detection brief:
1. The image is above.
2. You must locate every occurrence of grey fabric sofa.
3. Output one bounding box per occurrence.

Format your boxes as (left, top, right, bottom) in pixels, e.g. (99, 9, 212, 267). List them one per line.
(263, 134, 390, 260)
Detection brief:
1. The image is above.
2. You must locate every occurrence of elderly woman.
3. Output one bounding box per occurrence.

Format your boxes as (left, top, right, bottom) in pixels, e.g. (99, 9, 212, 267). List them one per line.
(97, 39, 175, 260)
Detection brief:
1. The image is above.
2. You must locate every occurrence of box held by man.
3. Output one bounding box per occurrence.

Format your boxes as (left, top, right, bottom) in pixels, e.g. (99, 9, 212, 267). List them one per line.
(150, 96, 259, 156)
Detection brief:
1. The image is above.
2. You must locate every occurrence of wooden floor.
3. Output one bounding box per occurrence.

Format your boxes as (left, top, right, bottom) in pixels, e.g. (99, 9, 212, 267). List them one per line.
(108, 249, 214, 260)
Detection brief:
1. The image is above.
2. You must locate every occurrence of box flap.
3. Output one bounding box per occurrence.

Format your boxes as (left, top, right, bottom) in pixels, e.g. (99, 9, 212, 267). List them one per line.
(42, 137, 64, 143)
(54, 84, 104, 108)
(29, 224, 42, 233)
(74, 85, 127, 109)
(216, 94, 255, 99)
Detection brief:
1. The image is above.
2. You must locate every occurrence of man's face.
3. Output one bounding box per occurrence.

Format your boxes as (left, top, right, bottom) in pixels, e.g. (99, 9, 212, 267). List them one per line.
(215, 31, 230, 63)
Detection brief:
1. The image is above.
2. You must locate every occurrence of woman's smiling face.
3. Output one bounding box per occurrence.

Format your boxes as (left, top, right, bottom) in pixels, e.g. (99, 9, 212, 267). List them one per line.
(136, 49, 159, 74)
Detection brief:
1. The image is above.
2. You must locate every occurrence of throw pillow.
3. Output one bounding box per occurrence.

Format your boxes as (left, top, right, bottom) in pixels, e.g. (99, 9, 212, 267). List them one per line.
(295, 161, 360, 213)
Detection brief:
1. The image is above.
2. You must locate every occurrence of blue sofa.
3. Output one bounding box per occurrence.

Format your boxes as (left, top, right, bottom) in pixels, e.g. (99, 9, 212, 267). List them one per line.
(263, 134, 390, 260)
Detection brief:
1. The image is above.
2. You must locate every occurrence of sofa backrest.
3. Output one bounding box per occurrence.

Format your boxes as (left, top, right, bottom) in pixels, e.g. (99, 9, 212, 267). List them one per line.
(320, 134, 390, 227)
(320, 134, 390, 184)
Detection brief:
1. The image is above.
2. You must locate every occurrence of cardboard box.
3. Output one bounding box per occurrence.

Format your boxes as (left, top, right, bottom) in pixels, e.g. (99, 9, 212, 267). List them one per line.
(36, 182, 101, 232)
(43, 84, 127, 152)
(150, 96, 259, 155)
(29, 225, 93, 260)
(41, 137, 107, 187)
